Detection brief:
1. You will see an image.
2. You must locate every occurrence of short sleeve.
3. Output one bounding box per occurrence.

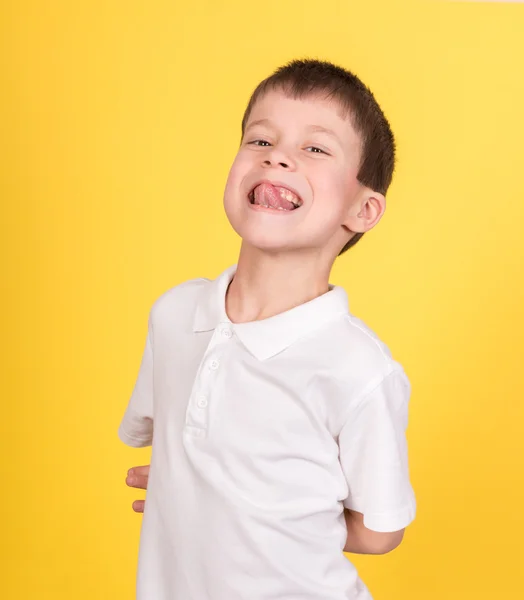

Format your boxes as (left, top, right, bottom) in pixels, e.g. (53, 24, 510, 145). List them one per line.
(118, 313, 154, 448)
(338, 367, 416, 532)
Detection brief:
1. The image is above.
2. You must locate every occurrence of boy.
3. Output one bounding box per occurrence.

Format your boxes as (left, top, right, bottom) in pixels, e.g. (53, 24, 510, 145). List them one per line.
(119, 59, 416, 600)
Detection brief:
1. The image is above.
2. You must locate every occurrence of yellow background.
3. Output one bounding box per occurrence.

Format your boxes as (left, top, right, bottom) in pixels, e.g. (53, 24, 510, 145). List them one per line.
(2, 0, 523, 598)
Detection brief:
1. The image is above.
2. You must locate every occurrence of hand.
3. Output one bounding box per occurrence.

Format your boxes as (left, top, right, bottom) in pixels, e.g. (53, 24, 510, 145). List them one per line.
(125, 465, 150, 513)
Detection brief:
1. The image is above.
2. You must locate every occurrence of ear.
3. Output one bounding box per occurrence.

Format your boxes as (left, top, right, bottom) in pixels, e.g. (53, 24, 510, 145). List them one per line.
(343, 187, 386, 233)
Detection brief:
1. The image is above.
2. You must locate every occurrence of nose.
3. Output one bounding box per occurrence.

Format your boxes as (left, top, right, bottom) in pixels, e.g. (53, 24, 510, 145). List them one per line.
(261, 145, 296, 170)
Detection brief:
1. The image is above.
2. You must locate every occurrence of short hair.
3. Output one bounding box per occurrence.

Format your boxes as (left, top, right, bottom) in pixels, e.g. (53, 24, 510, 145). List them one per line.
(241, 59, 396, 255)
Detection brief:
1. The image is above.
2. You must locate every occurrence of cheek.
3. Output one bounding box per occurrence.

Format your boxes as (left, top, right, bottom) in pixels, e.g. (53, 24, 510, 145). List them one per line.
(309, 166, 358, 232)
(224, 153, 249, 196)
(313, 165, 351, 209)
(223, 155, 249, 220)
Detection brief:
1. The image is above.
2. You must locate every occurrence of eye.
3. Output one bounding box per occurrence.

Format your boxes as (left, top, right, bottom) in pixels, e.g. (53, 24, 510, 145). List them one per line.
(248, 139, 271, 147)
(306, 146, 328, 154)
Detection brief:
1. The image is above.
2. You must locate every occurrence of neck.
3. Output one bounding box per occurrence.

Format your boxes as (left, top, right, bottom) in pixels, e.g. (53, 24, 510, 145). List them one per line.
(225, 242, 334, 323)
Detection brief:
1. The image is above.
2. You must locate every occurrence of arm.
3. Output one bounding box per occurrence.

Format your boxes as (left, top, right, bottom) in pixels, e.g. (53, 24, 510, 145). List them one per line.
(343, 508, 404, 554)
(125, 467, 405, 551)
(338, 369, 416, 554)
(119, 314, 155, 448)
(125, 464, 406, 553)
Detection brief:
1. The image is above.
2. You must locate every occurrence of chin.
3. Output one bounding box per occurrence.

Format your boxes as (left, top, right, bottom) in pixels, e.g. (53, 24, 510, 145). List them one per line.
(223, 194, 334, 254)
(230, 224, 294, 253)
(227, 220, 292, 253)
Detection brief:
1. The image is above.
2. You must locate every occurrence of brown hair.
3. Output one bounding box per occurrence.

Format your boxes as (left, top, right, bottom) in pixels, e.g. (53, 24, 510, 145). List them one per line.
(241, 59, 396, 255)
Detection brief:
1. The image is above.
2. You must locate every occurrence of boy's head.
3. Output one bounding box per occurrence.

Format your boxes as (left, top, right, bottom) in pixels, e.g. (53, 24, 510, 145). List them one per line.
(223, 59, 396, 259)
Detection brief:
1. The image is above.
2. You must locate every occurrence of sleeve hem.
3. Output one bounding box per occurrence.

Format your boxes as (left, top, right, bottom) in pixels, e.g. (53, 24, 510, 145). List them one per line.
(344, 499, 416, 533)
(118, 422, 152, 448)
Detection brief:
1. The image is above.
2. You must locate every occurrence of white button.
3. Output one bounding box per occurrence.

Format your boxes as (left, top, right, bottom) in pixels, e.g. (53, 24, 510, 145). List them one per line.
(222, 328, 232, 338)
(197, 396, 208, 408)
(209, 359, 220, 370)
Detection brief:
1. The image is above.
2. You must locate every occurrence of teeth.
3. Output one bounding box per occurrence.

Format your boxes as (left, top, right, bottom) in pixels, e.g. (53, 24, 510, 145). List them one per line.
(277, 186, 301, 208)
(252, 202, 289, 211)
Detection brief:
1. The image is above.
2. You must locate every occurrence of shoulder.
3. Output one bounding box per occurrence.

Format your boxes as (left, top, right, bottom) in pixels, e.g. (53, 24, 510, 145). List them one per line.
(149, 276, 210, 324)
(324, 313, 403, 382)
(312, 313, 410, 424)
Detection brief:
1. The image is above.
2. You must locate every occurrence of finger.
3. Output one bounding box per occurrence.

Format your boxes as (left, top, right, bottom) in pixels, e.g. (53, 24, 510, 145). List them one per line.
(128, 465, 150, 477)
(132, 500, 145, 513)
(126, 473, 148, 489)
(126, 465, 150, 489)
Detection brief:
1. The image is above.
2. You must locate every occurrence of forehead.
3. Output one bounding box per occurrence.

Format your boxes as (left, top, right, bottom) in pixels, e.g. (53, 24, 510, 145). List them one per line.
(247, 90, 351, 127)
(245, 89, 361, 148)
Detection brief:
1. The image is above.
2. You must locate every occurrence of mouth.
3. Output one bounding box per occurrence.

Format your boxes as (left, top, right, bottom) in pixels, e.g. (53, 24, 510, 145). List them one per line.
(247, 181, 303, 211)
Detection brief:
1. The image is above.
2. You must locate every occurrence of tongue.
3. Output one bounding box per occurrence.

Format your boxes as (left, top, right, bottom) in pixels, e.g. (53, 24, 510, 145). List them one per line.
(253, 182, 296, 210)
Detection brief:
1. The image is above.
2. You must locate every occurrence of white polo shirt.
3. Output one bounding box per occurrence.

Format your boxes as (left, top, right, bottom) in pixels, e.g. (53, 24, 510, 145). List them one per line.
(119, 265, 416, 600)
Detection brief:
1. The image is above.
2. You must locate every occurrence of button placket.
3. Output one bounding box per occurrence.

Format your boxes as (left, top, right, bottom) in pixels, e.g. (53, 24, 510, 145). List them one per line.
(184, 324, 232, 438)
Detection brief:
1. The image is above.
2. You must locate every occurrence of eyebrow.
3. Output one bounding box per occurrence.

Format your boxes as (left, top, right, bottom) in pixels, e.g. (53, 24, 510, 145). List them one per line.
(245, 119, 342, 146)
(306, 125, 341, 143)
(244, 118, 272, 131)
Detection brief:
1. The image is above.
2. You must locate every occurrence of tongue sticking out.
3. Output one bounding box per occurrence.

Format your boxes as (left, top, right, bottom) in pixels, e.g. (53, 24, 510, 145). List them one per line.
(253, 182, 299, 211)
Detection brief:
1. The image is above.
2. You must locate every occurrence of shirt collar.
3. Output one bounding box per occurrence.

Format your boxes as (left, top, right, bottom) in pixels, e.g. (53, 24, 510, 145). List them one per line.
(192, 264, 349, 361)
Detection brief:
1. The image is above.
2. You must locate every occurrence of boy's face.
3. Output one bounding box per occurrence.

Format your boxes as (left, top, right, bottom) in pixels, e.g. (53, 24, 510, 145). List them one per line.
(223, 90, 378, 258)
